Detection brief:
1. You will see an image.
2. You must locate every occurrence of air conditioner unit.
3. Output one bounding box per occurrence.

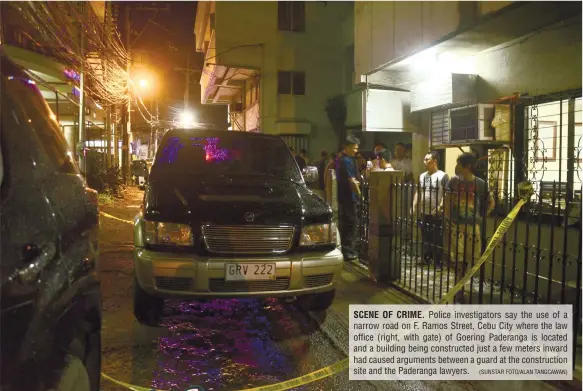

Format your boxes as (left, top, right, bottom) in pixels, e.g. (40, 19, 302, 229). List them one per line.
(449, 104, 495, 143)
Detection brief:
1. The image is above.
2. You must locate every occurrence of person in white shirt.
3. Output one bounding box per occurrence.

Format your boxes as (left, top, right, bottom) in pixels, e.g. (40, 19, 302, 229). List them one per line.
(412, 151, 449, 265)
(372, 149, 394, 171)
(390, 142, 414, 183)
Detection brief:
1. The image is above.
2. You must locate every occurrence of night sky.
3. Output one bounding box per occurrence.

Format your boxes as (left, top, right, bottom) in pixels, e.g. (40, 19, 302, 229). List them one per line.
(129, 1, 205, 123)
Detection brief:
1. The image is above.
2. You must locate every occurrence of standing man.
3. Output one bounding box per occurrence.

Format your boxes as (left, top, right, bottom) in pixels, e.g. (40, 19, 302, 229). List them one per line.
(324, 151, 341, 204)
(390, 142, 413, 183)
(412, 151, 449, 265)
(299, 149, 309, 165)
(294, 149, 307, 171)
(371, 150, 394, 172)
(371, 142, 388, 170)
(336, 135, 361, 261)
(444, 153, 495, 301)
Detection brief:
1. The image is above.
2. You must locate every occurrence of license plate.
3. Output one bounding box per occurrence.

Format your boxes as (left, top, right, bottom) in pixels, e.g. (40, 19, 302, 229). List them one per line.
(225, 263, 276, 281)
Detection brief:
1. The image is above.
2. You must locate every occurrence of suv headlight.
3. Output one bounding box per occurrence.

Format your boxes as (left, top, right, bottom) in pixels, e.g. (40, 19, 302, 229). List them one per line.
(299, 223, 337, 246)
(144, 221, 193, 246)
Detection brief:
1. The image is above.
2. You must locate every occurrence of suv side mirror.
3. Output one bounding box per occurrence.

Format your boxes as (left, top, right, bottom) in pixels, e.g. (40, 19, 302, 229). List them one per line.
(302, 166, 318, 184)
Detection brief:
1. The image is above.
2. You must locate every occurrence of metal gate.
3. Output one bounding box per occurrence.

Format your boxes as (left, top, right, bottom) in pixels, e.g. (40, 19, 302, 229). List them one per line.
(358, 90, 582, 366)
(356, 182, 370, 263)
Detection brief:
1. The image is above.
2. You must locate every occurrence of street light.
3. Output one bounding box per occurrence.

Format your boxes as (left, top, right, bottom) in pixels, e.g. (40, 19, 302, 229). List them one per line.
(131, 70, 158, 159)
(138, 79, 149, 89)
(132, 71, 156, 97)
(178, 110, 195, 128)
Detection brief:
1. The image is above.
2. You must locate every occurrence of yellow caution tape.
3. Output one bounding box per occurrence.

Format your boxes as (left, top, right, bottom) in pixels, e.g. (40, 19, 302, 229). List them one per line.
(101, 373, 164, 391)
(100, 211, 134, 225)
(236, 358, 349, 391)
(101, 358, 349, 391)
(439, 182, 534, 304)
(98, 210, 350, 390)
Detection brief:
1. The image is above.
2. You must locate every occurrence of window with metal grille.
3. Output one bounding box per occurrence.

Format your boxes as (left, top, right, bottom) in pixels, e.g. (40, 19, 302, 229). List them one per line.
(278, 1, 305, 32)
(277, 71, 305, 95)
(525, 96, 582, 211)
(430, 110, 450, 146)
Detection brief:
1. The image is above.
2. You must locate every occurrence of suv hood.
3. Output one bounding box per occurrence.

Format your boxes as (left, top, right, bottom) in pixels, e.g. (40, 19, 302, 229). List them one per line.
(144, 175, 331, 226)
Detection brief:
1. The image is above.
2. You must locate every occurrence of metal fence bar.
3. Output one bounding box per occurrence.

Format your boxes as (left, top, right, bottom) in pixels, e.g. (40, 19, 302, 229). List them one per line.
(356, 182, 369, 264)
(546, 181, 558, 303)
(392, 183, 400, 285)
(388, 182, 580, 301)
(498, 185, 510, 304)
(574, 209, 582, 366)
(534, 189, 544, 304)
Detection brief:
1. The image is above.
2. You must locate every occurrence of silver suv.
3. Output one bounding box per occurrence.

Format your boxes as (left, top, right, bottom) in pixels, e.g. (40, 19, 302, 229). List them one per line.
(132, 129, 343, 325)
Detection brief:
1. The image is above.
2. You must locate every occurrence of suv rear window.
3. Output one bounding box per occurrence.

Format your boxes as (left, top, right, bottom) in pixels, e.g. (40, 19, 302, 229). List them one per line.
(151, 131, 302, 183)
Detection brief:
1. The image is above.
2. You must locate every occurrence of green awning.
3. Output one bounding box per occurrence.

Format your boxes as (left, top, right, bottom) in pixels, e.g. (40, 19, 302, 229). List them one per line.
(3, 44, 68, 83)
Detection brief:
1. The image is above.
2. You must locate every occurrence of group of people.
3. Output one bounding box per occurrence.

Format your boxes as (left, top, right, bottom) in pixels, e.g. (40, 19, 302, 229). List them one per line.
(326, 136, 495, 283)
(316, 137, 415, 261)
(411, 150, 495, 281)
(289, 147, 309, 171)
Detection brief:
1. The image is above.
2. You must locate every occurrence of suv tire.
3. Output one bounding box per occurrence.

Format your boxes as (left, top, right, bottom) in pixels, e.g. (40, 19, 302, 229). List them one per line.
(297, 289, 335, 312)
(133, 276, 164, 326)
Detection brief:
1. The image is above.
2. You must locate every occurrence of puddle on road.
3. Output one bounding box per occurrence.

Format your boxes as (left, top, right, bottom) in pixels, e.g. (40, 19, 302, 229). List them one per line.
(146, 298, 319, 391)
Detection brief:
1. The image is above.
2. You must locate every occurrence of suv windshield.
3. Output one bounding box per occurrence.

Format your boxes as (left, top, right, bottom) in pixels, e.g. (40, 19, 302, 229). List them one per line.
(151, 130, 303, 183)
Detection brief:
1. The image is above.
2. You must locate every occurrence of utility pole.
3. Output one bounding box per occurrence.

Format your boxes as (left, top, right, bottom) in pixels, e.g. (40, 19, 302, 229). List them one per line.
(105, 1, 112, 168)
(149, 98, 155, 159)
(154, 98, 159, 154)
(184, 49, 190, 110)
(174, 48, 201, 111)
(122, 4, 131, 184)
(113, 111, 119, 168)
(77, 2, 87, 175)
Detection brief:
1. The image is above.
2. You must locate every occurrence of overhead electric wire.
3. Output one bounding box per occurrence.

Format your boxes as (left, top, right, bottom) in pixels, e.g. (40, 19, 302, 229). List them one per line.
(10, 2, 131, 105)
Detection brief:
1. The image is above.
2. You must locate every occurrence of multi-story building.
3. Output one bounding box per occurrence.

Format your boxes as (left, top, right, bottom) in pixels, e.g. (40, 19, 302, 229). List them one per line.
(194, 1, 353, 160)
(350, 1, 582, 321)
(1, 1, 121, 167)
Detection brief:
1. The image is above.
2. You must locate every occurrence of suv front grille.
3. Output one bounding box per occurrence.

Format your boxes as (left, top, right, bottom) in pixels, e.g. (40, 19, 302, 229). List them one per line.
(156, 277, 193, 291)
(209, 278, 290, 293)
(304, 274, 334, 288)
(202, 225, 295, 254)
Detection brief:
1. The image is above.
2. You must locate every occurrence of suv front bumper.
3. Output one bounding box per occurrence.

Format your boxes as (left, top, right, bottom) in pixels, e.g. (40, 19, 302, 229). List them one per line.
(133, 247, 344, 299)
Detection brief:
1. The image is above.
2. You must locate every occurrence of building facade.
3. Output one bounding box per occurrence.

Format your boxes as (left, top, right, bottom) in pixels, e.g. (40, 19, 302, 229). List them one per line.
(351, 1, 581, 181)
(2, 1, 127, 171)
(350, 2, 582, 313)
(194, 1, 353, 161)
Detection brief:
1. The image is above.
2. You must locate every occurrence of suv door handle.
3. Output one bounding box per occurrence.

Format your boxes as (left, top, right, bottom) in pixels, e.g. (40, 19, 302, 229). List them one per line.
(18, 242, 57, 284)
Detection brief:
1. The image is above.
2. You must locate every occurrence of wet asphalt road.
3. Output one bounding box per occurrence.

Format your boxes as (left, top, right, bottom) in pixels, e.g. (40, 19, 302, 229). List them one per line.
(99, 188, 569, 391)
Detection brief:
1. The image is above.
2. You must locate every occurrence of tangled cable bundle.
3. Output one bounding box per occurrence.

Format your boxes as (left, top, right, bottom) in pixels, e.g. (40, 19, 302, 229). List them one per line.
(10, 1, 131, 106)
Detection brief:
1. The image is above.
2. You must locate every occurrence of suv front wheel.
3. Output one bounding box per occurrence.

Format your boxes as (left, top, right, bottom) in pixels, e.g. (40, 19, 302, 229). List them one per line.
(133, 276, 164, 326)
(296, 289, 335, 312)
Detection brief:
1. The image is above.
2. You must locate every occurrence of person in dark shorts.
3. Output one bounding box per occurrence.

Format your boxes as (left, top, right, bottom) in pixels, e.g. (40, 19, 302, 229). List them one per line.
(444, 152, 495, 301)
(335, 135, 361, 261)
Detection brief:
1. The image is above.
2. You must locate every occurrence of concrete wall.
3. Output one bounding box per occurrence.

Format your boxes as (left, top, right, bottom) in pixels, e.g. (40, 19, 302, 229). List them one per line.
(212, 1, 352, 162)
(354, 1, 512, 81)
(476, 16, 582, 101)
(341, 2, 355, 94)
